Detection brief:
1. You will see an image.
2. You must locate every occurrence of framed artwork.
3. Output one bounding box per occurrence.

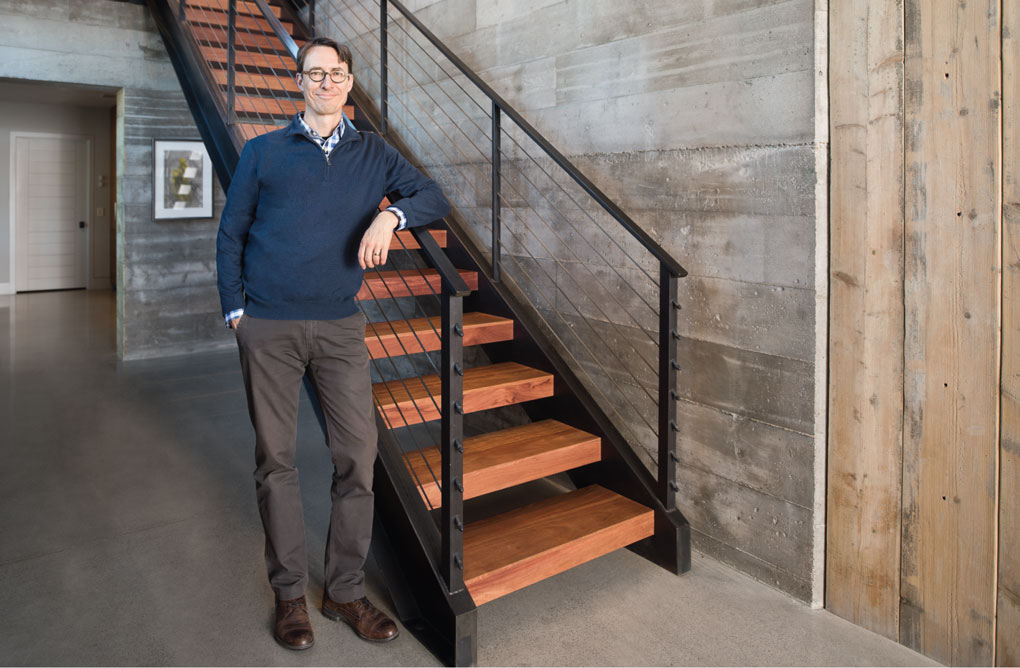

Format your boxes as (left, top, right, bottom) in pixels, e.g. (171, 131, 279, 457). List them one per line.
(153, 139, 213, 219)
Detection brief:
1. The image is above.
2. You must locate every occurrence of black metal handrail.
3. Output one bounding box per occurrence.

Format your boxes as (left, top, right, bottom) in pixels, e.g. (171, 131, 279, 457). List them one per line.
(380, 0, 685, 279)
(369, 0, 684, 511)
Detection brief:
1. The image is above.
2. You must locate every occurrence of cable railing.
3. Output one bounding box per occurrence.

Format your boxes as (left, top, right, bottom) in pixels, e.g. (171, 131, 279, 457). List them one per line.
(313, 0, 685, 499)
(152, 0, 687, 604)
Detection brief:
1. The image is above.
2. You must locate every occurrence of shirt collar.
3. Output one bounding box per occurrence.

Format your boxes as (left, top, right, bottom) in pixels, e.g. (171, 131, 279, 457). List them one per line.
(297, 112, 344, 143)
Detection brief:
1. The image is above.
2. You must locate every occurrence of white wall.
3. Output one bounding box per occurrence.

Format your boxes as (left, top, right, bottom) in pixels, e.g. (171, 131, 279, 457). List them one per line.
(0, 100, 114, 290)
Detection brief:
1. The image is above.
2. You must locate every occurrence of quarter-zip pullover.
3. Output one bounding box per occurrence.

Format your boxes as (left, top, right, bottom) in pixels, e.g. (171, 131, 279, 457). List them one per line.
(216, 113, 450, 321)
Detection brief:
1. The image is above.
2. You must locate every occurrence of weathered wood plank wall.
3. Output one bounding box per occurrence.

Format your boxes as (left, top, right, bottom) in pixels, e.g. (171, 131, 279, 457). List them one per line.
(826, 0, 904, 640)
(830, 0, 1015, 664)
(998, 0, 1020, 664)
(901, 0, 1000, 662)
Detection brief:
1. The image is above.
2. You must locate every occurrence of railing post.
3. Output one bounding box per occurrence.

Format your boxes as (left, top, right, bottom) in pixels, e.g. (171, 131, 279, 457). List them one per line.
(309, 0, 316, 34)
(226, 0, 237, 125)
(658, 264, 679, 511)
(380, 0, 389, 134)
(491, 101, 501, 282)
(440, 291, 465, 594)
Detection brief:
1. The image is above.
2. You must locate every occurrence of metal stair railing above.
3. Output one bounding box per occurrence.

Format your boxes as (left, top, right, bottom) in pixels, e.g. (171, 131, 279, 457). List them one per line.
(163, 0, 473, 595)
(311, 0, 687, 510)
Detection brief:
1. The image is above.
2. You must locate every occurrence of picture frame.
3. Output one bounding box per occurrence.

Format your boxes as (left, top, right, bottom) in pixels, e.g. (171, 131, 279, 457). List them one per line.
(152, 139, 214, 220)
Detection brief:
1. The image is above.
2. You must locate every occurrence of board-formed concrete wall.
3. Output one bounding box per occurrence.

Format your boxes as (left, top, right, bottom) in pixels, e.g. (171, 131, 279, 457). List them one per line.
(0, 0, 231, 360)
(365, 0, 828, 601)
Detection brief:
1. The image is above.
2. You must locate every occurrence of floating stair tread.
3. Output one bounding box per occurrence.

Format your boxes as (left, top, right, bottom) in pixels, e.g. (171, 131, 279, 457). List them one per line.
(408, 420, 600, 507)
(234, 94, 302, 116)
(237, 106, 354, 141)
(191, 24, 304, 52)
(374, 362, 554, 428)
(392, 229, 446, 249)
(212, 69, 301, 95)
(186, 6, 292, 32)
(200, 46, 294, 71)
(365, 311, 511, 359)
(357, 269, 478, 300)
(463, 485, 654, 605)
(185, 0, 282, 18)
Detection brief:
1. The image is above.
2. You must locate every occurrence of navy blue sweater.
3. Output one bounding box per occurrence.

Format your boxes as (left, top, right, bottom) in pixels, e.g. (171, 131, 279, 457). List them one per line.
(216, 115, 450, 320)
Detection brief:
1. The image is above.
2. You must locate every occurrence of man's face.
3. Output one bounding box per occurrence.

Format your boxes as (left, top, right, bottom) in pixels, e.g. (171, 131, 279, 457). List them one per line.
(296, 45, 353, 118)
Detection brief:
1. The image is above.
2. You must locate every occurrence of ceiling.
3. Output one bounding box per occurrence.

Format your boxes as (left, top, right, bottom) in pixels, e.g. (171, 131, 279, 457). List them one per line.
(0, 78, 119, 108)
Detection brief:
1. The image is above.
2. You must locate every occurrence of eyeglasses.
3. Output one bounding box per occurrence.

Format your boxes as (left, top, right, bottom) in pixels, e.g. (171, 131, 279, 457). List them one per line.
(301, 69, 351, 84)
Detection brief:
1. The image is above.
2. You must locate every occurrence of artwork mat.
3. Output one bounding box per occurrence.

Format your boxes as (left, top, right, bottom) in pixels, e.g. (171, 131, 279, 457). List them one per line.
(153, 139, 213, 220)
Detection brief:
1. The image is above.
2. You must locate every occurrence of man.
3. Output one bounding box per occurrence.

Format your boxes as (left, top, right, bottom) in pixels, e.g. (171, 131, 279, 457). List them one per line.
(216, 37, 450, 651)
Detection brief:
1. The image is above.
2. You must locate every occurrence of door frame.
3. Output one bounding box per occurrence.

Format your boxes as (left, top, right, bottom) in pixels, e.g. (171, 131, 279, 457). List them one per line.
(8, 131, 93, 294)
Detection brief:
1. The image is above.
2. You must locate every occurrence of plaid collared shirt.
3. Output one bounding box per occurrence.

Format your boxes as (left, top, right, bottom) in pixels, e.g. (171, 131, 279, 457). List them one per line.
(297, 111, 343, 155)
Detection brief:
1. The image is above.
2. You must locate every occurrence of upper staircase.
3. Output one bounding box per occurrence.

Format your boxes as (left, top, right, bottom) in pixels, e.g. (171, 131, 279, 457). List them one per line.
(147, 1, 689, 664)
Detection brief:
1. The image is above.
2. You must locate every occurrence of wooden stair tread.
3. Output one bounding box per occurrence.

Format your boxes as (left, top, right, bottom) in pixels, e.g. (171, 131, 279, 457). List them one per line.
(200, 46, 294, 71)
(237, 106, 354, 140)
(358, 269, 478, 300)
(374, 362, 554, 427)
(191, 25, 304, 52)
(212, 69, 301, 95)
(463, 485, 654, 605)
(408, 420, 600, 506)
(366, 311, 512, 359)
(186, 6, 292, 32)
(392, 228, 447, 249)
(234, 94, 302, 116)
(185, 0, 282, 17)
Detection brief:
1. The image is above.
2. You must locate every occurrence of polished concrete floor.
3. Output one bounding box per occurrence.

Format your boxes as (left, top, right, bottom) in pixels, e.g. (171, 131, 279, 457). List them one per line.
(0, 290, 937, 666)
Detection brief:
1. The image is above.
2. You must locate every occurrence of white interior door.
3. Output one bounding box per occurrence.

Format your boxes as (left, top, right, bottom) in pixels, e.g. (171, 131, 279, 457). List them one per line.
(14, 135, 90, 292)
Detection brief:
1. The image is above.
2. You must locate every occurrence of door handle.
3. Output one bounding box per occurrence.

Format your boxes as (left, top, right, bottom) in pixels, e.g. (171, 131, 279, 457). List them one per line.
(79, 221, 87, 229)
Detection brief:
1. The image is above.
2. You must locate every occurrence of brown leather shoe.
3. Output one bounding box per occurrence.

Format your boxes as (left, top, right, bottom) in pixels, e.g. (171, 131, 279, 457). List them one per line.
(321, 594, 400, 643)
(274, 596, 315, 651)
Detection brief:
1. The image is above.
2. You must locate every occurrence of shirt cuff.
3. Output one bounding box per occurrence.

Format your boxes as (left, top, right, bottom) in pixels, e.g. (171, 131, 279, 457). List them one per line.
(386, 206, 408, 230)
(225, 308, 244, 328)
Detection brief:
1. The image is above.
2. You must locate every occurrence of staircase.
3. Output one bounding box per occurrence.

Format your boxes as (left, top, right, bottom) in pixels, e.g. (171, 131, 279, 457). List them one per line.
(148, 1, 689, 665)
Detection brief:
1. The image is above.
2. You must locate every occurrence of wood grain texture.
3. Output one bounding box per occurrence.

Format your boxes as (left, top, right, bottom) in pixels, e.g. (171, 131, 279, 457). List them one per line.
(407, 419, 601, 506)
(189, 25, 304, 52)
(392, 229, 447, 250)
(358, 269, 478, 300)
(185, 6, 291, 33)
(825, 0, 905, 640)
(185, 0, 281, 18)
(999, 1, 1020, 664)
(901, 1, 1001, 663)
(212, 69, 301, 95)
(237, 107, 355, 140)
(233, 94, 302, 117)
(365, 311, 512, 359)
(463, 485, 654, 605)
(373, 362, 554, 428)
(199, 46, 293, 71)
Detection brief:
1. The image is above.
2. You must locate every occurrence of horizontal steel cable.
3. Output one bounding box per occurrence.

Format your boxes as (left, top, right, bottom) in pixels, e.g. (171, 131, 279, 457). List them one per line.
(322, 0, 662, 345)
(312, 10, 662, 390)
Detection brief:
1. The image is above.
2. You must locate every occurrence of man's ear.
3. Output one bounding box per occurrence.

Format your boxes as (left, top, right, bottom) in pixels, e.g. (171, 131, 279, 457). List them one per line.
(295, 73, 303, 87)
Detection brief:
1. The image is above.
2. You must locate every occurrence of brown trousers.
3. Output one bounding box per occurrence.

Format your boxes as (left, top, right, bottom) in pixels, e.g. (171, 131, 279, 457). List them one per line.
(235, 312, 377, 603)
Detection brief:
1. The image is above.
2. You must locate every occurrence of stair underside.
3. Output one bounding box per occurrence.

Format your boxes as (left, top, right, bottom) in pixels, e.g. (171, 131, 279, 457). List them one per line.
(366, 311, 512, 359)
(373, 362, 554, 428)
(463, 485, 654, 605)
(407, 419, 600, 507)
(357, 269, 478, 301)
